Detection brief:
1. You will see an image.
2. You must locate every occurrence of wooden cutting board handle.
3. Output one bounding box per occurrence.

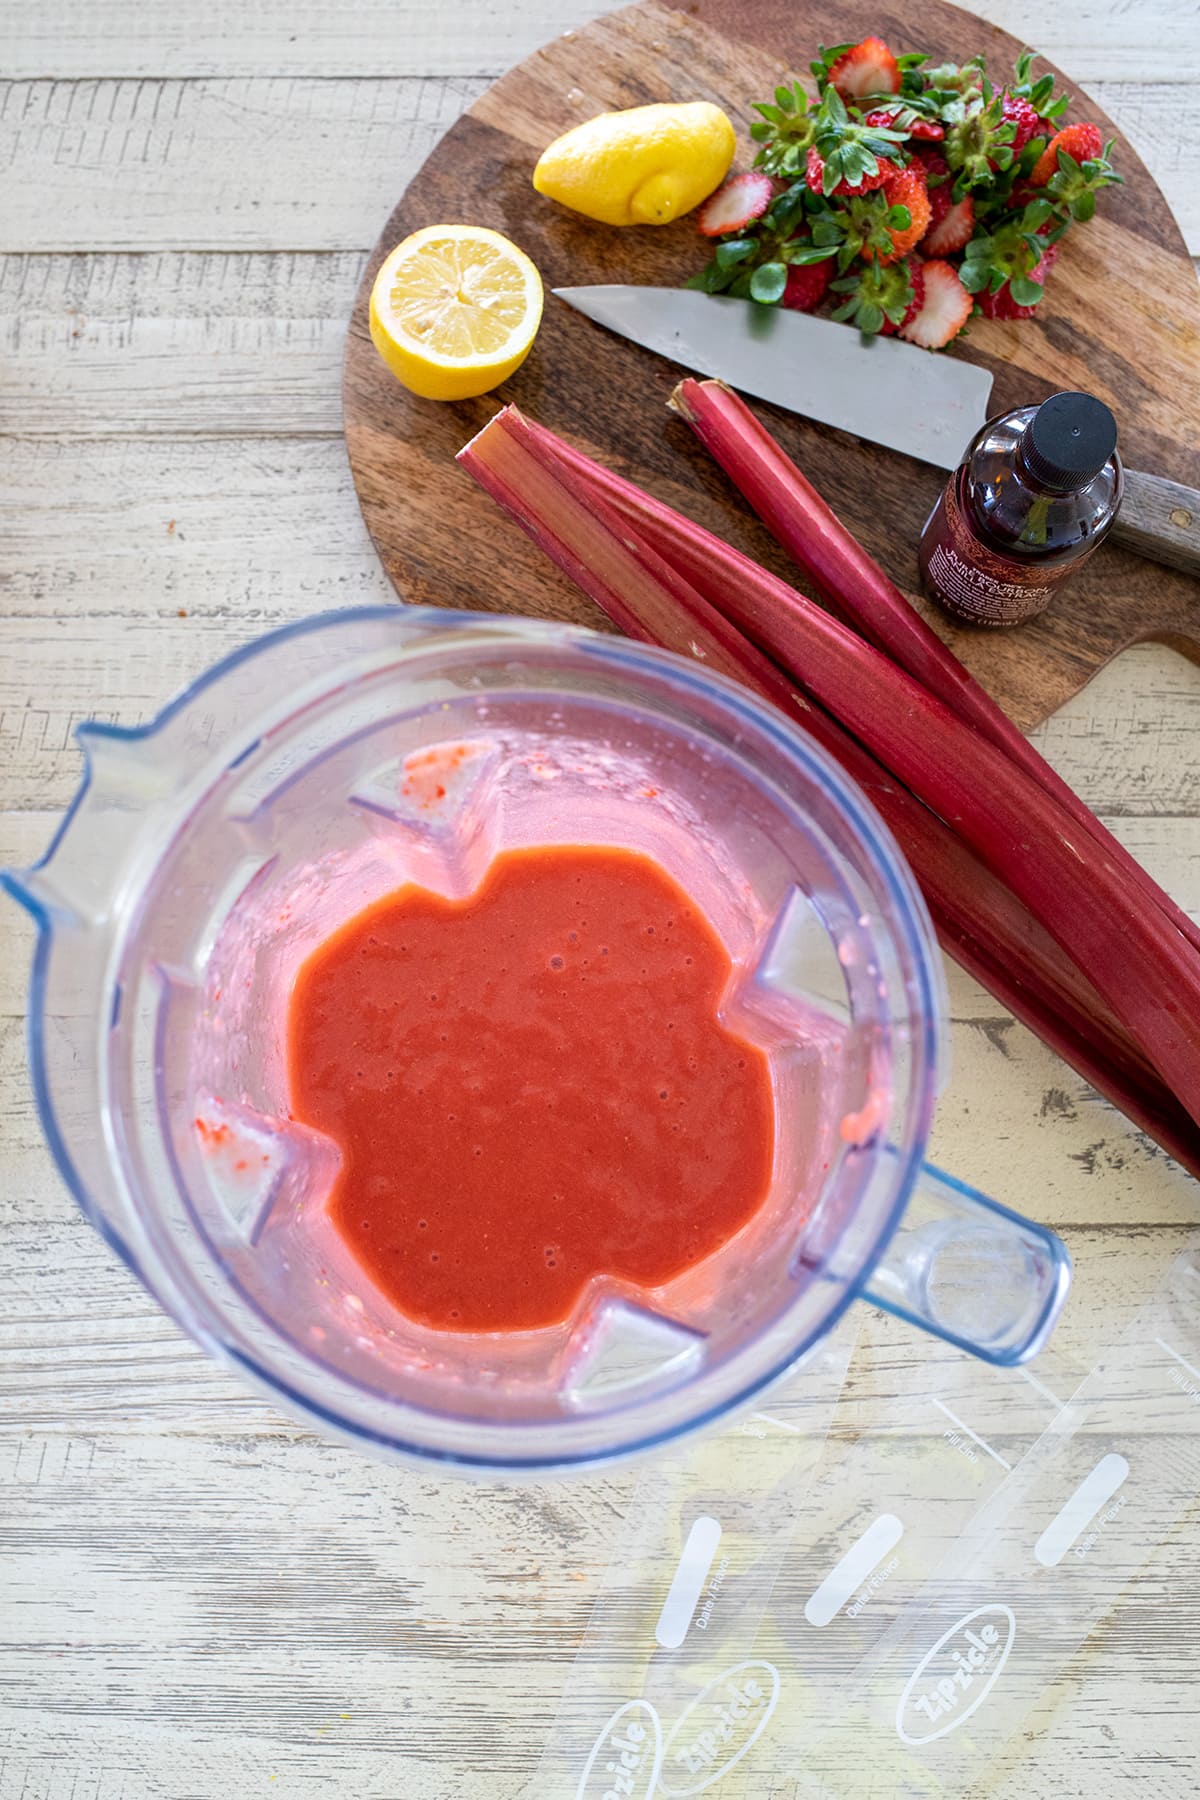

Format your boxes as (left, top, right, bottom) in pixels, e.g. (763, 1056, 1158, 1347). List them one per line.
(1112, 469, 1200, 578)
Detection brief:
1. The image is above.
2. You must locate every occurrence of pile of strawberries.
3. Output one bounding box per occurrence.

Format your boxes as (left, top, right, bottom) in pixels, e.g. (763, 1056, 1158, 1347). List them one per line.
(690, 37, 1121, 348)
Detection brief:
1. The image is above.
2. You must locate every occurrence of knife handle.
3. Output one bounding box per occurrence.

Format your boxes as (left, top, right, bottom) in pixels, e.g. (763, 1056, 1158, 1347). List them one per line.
(1110, 468, 1200, 579)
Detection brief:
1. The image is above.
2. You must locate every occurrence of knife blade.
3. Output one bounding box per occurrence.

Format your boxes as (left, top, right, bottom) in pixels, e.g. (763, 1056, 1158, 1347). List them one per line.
(554, 285, 994, 472)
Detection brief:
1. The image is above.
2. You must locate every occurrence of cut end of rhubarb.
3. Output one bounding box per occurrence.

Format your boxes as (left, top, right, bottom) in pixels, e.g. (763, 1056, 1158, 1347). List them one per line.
(666, 380, 697, 423)
(667, 376, 732, 423)
(455, 401, 522, 466)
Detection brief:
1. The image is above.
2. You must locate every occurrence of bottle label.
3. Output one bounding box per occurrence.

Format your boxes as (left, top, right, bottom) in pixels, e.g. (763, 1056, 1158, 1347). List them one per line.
(919, 477, 1070, 627)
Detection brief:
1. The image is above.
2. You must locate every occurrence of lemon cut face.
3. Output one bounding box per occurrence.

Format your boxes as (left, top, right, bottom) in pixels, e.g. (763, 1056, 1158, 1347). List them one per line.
(369, 225, 544, 401)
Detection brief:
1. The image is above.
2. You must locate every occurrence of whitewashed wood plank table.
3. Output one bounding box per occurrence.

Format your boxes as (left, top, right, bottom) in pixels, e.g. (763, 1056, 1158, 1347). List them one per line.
(1, 3, 1198, 1796)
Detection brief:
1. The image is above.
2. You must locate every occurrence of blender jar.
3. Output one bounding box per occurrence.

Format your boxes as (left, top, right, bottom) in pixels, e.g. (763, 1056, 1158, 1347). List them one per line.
(4, 607, 1070, 1473)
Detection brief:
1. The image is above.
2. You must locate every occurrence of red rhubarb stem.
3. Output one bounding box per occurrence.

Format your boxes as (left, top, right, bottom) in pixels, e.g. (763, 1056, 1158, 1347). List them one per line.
(459, 406, 1200, 1132)
(459, 409, 1200, 1177)
(512, 416, 1163, 1075)
(671, 377, 1200, 960)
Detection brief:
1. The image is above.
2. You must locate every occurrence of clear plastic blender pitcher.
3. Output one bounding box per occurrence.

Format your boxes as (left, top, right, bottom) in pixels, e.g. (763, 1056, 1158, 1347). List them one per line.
(4, 607, 1070, 1473)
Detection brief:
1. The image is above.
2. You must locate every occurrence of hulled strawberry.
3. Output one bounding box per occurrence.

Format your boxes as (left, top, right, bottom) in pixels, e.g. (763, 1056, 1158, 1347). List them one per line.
(979, 242, 1059, 317)
(997, 95, 1044, 162)
(829, 255, 921, 334)
(1029, 122, 1102, 187)
(919, 150, 969, 250)
(898, 259, 972, 348)
(697, 171, 775, 237)
(827, 37, 901, 101)
(922, 190, 975, 254)
(780, 256, 834, 312)
(868, 163, 931, 262)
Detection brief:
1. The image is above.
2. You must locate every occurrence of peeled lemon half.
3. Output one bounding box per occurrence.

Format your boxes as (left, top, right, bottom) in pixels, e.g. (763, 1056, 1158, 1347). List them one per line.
(533, 102, 736, 226)
(369, 225, 544, 402)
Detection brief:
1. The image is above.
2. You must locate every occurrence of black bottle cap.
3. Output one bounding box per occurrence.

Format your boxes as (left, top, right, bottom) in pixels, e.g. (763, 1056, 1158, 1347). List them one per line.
(1021, 391, 1118, 492)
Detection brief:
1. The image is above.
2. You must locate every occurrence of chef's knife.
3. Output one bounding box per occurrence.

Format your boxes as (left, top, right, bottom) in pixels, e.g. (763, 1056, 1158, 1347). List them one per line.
(554, 285, 1200, 577)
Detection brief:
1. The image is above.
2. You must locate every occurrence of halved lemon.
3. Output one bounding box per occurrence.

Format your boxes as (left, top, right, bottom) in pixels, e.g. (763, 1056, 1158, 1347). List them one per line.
(368, 225, 544, 402)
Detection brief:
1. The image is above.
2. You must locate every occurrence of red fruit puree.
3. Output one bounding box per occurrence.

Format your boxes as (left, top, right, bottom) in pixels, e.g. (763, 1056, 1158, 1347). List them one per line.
(286, 844, 774, 1331)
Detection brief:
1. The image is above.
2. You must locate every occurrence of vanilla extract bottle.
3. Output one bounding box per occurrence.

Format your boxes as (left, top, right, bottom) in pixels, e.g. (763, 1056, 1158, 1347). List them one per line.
(919, 390, 1123, 626)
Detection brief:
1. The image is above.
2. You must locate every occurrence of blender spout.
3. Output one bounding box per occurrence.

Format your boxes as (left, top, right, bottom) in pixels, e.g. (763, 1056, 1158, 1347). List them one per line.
(1, 723, 185, 926)
(75, 719, 193, 805)
(0, 862, 78, 924)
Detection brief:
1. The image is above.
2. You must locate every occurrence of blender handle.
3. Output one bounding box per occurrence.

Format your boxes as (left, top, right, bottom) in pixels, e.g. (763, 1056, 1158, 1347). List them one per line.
(861, 1161, 1071, 1366)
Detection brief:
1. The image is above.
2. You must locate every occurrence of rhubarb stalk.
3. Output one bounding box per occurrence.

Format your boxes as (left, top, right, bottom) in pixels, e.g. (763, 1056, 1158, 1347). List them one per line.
(670, 377, 1200, 960)
(460, 406, 1200, 1159)
(630, 478, 1200, 1121)
(504, 414, 1168, 1072)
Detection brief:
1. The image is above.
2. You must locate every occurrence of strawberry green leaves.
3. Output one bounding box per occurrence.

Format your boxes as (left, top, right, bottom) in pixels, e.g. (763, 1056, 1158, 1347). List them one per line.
(1010, 49, 1069, 127)
(1008, 273, 1045, 307)
(959, 196, 1067, 297)
(830, 257, 918, 333)
(750, 79, 816, 177)
(748, 262, 789, 303)
(1043, 138, 1123, 221)
(809, 87, 907, 194)
(685, 37, 1119, 339)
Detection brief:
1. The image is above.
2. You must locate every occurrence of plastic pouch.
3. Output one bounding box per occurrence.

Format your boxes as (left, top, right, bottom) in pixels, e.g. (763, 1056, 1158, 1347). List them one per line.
(530, 1316, 860, 1798)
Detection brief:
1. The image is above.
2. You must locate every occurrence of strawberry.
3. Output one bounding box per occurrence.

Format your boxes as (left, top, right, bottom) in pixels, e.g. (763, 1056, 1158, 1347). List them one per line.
(928, 154, 971, 252)
(898, 259, 972, 348)
(869, 163, 931, 263)
(1028, 123, 1121, 220)
(1029, 122, 1103, 187)
(805, 143, 888, 199)
(1006, 178, 1041, 212)
(945, 88, 1039, 187)
(979, 243, 1059, 318)
(780, 257, 833, 313)
(697, 171, 774, 237)
(827, 37, 901, 101)
(998, 95, 1043, 161)
(863, 106, 945, 143)
(917, 148, 958, 230)
(922, 191, 974, 255)
(830, 255, 920, 334)
(959, 202, 1063, 303)
(878, 259, 926, 335)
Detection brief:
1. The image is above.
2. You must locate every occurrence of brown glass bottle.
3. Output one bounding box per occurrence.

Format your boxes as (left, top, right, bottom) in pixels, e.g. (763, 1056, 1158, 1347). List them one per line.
(918, 391, 1123, 627)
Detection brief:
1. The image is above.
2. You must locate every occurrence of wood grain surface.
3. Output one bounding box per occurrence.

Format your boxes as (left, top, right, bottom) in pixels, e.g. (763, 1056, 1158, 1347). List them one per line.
(344, 0, 1200, 731)
(2, 2, 1199, 1796)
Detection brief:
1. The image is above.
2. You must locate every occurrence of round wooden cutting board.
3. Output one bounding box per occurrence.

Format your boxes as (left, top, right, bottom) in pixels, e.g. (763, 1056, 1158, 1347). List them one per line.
(343, 0, 1200, 730)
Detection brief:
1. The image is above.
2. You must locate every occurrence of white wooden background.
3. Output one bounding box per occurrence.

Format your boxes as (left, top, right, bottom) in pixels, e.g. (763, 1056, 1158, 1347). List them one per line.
(2, 3, 1199, 1796)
